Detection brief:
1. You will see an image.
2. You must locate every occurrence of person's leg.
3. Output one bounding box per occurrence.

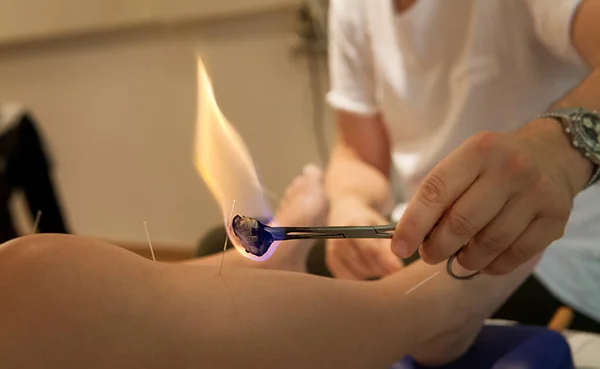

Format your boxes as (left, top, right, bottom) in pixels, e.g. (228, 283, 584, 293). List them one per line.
(190, 164, 328, 273)
(0, 230, 538, 369)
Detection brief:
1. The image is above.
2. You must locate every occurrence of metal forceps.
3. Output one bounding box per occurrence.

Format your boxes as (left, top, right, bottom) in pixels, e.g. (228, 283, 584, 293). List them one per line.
(267, 224, 396, 241)
(268, 223, 480, 280)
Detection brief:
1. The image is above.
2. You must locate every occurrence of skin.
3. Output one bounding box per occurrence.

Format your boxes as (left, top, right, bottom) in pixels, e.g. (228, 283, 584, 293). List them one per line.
(325, 111, 403, 280)
(392, 0, 600, 275)
(0, 164, 541, 368)
(0, 235, 537, 369)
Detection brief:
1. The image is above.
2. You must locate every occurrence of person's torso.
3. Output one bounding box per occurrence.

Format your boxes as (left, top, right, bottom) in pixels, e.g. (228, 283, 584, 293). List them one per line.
(361, 0, 600, 321)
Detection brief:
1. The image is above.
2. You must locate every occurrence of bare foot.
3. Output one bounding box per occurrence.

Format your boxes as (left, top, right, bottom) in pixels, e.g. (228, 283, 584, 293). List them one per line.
(191, 164, 329, 273)
(273, 164, 329, 228)
(261, 164, 329, 272)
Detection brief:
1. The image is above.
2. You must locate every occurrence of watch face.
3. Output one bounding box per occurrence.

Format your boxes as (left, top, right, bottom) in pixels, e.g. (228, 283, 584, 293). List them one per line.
(576, 111, 600, 152)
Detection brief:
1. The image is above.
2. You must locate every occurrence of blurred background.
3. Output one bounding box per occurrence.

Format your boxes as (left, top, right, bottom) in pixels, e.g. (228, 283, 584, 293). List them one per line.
(0, 0, 331, 259)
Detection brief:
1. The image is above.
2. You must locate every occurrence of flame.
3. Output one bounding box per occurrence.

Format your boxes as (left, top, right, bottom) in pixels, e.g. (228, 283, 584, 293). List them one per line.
(194, 57, 278, 261)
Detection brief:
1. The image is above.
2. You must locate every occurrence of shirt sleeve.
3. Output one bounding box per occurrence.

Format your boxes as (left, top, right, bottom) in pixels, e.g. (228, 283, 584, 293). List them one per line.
(524, 0, 585, 66)
(326, 0, 378, 116)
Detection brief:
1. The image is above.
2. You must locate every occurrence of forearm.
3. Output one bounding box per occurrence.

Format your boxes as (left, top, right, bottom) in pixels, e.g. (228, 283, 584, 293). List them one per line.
(326, 142, 393, 213)
(550, 66, 600, 186)
(521, 0, 600, 192)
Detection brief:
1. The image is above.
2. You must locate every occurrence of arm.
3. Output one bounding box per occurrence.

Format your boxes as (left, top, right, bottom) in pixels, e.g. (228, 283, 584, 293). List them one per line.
(513, 0, 600, 192)
(0, 234, 536, 369)
(325, 112, 403, 279)
(325, 0, 393, 211)
(326, 111, 393, 213)
(324, 1, 403, 279)
(393, 0, 600, 274)
(542, 0, 600, 189)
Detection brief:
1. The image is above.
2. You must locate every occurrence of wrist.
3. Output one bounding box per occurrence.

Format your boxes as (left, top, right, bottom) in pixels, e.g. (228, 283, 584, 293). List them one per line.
(519, 117, 594, 194)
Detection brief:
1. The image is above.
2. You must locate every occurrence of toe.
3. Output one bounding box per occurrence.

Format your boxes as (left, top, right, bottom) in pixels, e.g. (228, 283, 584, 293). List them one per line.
(285, 176, 305, 198)
(302, 163, 323, 179)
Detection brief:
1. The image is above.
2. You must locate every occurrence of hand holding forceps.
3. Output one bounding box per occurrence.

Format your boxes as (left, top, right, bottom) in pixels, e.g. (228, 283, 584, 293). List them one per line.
(231, 215, 480, 280)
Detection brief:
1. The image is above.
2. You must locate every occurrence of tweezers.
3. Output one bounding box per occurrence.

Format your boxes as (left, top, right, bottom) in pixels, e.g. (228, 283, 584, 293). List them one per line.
(265, 223, 479, 280)
(265, 224, 396, 241)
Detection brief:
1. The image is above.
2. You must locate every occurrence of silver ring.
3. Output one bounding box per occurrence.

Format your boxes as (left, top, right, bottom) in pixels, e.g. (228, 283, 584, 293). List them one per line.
(446, 248, 480, 280)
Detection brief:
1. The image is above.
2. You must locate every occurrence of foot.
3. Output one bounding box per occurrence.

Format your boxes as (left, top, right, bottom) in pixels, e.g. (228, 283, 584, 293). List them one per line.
(261, 164, 329, 272)
(274, 164, 329, 228)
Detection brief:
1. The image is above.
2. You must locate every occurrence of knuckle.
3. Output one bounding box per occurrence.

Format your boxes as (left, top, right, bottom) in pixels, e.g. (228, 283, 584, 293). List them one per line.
(546, 200, 572, 223)
(485, 262, 511, 276)
(418, 174, 449, 206)
(446, 212, 476, 238)
(504, 245, 532, 265)
(419, 242, 444, 264)
(554, 226, 566, 240)
(470, 131, 502, 154)
(471, 233, 506, 255)
(531, 173, 554, 194)
(503, 151, 537, 180)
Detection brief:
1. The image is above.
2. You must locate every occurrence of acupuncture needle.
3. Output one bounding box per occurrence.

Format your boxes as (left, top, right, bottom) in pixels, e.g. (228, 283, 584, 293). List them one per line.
(143, 221, 156, 262)
(404, 271, 440, 295)
(31, 210, 42, 234)
(219, 200, 237, 276)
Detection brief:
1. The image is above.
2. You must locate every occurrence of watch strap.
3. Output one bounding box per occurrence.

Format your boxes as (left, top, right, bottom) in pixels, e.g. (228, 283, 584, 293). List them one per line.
(538, 108, 600, 189)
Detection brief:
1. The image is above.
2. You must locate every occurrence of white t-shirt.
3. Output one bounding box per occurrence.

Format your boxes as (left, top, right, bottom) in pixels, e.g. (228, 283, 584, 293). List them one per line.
(327, 0, 600, 323)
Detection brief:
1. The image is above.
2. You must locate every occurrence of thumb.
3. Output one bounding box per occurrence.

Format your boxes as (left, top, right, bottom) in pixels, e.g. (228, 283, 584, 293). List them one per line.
(377, 239, 404, 272)
(367, 210, 404, 272)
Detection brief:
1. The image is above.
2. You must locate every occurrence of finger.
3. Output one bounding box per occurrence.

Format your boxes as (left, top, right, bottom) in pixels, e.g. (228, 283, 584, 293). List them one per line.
(355, 239, 401, 277)
(392, 149, 482, 258)
(351, 240, 388, 277)
(420, 174, 510, 264)
(483, 217, 563, 275)
(326, 256, 361, 280)
(325, 243, 362, 280)
(377, 240, 405, 274)
(326, 241, 374, 280)
(364, 212, 403, 275)
(351, 209, 399, 276)
(457, 195, 535, 271)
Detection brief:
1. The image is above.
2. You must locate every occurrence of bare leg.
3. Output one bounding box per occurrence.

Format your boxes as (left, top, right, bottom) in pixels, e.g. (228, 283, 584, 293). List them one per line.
(0, 232, 537, 369)
(191, 164, 328, 272)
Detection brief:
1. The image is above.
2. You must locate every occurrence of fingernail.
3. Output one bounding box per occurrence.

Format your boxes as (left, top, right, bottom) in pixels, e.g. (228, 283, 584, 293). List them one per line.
(393, 240, 410, 258)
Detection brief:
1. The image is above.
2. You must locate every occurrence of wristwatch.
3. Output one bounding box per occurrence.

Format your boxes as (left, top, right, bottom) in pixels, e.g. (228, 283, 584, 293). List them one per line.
(538, 107, 600, 189)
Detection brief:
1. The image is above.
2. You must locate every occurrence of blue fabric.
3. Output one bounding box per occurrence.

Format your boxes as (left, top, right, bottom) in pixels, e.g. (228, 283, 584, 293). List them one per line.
(392, 325, 573, 369)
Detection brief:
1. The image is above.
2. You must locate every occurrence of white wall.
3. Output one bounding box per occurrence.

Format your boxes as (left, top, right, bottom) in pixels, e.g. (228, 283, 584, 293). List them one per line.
(0, 0, 303, 44)
(0, 7, 330, 250)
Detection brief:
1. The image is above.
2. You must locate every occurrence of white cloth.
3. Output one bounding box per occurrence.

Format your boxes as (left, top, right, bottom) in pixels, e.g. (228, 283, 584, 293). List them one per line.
(327, 0, 600, 323)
